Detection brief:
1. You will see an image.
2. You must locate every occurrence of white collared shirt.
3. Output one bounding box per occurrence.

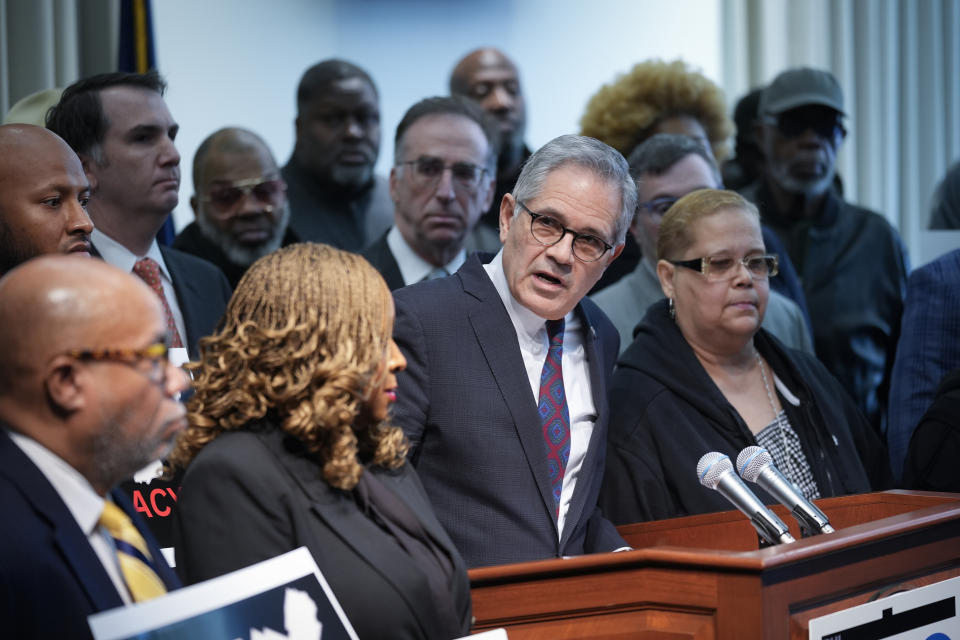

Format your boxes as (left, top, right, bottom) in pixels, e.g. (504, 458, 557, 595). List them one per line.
(483, 251, 596, 540)
(7, 430, 133, 604)
(92, 228, 187, 349)
(386, 225, 467, 285)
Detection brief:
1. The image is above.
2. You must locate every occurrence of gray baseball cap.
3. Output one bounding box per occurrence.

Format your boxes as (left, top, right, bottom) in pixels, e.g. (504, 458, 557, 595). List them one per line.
(759, 67, 845, 116)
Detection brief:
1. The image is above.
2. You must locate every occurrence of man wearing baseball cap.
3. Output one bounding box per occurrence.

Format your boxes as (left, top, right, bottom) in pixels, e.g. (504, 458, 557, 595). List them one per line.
(743, 67, 908, 437)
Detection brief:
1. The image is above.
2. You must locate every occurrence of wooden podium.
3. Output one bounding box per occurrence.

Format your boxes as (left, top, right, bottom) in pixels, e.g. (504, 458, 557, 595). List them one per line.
(468, 491, 960, 639)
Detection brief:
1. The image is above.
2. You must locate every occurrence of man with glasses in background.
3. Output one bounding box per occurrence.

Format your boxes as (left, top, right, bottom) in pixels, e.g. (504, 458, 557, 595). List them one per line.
(392, 134, 632, 567)
(743, 67, 908, 433)
(591, 133, 812, 355)
(175, 127, 297, 288)
(0, 257, 185, 637)
(363, 97, 496, 289)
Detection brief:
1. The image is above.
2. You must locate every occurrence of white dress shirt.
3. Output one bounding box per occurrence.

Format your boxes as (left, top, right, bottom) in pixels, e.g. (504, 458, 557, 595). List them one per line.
(483, 251, 596, 539)
(7, 430, 133, 604)
(386, 225, 467, 285)
(92, 228, 188, 351)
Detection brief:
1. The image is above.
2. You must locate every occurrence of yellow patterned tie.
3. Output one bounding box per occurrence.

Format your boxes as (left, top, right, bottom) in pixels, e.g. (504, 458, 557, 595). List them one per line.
(98, 501, 167, 602)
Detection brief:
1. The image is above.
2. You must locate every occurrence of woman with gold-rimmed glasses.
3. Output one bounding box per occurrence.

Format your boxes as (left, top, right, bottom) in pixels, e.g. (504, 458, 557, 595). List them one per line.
(601, 189, 891, 524)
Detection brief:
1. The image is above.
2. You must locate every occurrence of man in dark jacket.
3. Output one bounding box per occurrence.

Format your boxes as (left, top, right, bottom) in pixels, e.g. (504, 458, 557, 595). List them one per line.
(743, 67, 908, 433)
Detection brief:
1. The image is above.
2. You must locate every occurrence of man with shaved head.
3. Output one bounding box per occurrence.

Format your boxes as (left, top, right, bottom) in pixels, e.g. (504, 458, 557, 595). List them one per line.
(0, 123, 94, 275)
(0, 256, 184, 637)
(451, 48, 530, 246)
(175, 127, 297, 287)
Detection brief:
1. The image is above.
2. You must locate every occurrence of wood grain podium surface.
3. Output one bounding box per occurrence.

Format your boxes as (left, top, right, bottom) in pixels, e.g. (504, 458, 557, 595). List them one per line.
(468, 491, 960, 639)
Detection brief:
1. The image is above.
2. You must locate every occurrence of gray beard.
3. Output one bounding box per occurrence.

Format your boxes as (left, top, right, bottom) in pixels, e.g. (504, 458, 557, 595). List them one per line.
(196, 203, 290, 267)
(329, 163, 374, 191)
(769, 161, 836, 198)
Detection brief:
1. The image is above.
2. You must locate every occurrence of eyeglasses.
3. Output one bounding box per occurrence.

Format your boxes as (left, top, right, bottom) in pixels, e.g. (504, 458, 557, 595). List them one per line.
(65, 342, 172, 386)
(203, 176, 286, 215)
(399, 157, 488, 193)
(517, 201, 614, 263)
(638, 196, 680, 217)
(669, 254, 779, 282)
(765, 108, 846, 141)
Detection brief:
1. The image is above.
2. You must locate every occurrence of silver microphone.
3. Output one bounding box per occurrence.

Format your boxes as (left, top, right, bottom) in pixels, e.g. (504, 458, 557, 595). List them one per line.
(737, 445, 835, 536)
(697, 452, 796, 546)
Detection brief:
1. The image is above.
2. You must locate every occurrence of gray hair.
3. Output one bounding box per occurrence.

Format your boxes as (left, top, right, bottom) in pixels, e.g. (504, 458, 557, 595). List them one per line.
(511, 134, 637, 243)
(626, 133, 721, 187)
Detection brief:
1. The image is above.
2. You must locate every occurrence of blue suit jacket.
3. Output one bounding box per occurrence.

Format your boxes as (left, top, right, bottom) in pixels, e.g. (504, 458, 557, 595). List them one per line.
(887, 248, 960, 482)
(392, 255, 626, 567)
(0, 429, 180, 639)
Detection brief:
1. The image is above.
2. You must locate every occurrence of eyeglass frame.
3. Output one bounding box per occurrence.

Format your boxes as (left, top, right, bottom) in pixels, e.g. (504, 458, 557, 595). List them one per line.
(516, 200, 614, 263)
(397, 157, 490, 193)
(762, 109, 847, 141)
(668, 254, 780, 282)
(201, 174, 286, 216)
(63, 342, 174, 386)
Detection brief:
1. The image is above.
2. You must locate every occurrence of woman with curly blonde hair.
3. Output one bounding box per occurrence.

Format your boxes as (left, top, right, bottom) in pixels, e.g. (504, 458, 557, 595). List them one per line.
(580, 59, 733, 162)
(171, 243, 472, 639)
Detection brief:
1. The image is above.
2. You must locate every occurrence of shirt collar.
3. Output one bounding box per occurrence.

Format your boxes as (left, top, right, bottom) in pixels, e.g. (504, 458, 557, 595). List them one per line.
(92, 228, 171, 281)
(483, 250, 576, 341)
(387, 225, 466, 285)
(6, 430, 105, 535)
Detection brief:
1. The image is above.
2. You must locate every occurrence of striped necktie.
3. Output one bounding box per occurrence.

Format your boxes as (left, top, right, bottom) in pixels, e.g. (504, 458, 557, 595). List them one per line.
(133, 257, 184, 348)
(538, 318, 571, 515)
(99, 501, 167, 602)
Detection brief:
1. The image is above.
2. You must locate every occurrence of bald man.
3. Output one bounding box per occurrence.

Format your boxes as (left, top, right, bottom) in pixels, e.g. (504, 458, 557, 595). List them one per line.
(0, 124, 94, 275)
(174, 127, 298, 287)
(0, 257, 184, 638)
(451, 48, 530, 243)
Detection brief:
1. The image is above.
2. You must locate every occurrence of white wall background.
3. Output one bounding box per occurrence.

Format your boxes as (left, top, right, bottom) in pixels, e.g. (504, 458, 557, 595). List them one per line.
(152, 0, 722, 231)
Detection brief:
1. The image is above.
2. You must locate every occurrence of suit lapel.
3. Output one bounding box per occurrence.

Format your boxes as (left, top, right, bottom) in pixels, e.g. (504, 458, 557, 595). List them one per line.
(262, 432, 443, 638)
(559, 304, 608, 547)
(460, 259, 558, 531)
(0, 431, 124, 611)
(160, 246, 199, 353)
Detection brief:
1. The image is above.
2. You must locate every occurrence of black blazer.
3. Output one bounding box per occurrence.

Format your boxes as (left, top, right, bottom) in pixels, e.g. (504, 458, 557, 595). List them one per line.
(0, 429, 180, 639)
(393, 255, 627, 567)
(174, 425, 472, 640)
(361, 230, 406, 291)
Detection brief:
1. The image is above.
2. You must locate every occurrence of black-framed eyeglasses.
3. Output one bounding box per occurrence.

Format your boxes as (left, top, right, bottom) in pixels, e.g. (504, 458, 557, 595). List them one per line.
(764, 106, 846, 141)
(398, 157, 488, 193)
(65, 342, 172, 385)
(669, 254, 779, 282)
(517, 201, 614, 263)
(203, 175, 286, 215)
(638, 196, 680, 217)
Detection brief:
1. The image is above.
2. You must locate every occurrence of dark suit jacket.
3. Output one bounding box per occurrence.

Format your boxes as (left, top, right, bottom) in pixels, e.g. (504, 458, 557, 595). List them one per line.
(91, 242, 232, 359)
(393, 255, 627, 567)
(174, 425, 472, 640)
(0, 429, 180, 639)
(361, 230, 406, 290)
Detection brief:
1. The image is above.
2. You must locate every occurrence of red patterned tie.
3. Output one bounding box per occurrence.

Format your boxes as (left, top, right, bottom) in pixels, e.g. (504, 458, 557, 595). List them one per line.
(538, 318, 570, 515)
(132, 257, 184, 348)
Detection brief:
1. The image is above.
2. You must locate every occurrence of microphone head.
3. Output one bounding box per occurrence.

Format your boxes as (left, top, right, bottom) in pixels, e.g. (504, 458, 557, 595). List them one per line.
(737, 446, 774, 482)
(697, 452, 733, 489)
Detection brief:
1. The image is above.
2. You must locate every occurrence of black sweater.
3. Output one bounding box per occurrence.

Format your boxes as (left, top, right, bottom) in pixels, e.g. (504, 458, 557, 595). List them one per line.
(600, 298, 892, 524)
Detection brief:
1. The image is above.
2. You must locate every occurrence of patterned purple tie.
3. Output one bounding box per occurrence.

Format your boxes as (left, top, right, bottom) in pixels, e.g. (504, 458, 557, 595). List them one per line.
(538, 318, 570, 515)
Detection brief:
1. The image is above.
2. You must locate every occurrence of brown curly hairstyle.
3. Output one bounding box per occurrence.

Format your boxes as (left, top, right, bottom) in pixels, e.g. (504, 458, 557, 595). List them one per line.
(579, 59, 733, 162)
(166, 243, 407, 490)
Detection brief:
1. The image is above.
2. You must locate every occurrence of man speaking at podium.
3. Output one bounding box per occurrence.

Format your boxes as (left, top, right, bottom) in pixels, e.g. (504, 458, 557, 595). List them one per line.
(393, 134, 633, 567)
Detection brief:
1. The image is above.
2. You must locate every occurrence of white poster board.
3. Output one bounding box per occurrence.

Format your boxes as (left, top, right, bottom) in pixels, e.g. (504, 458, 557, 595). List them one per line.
(88, 547, 358, 640)
(808, 575, 960, 640)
